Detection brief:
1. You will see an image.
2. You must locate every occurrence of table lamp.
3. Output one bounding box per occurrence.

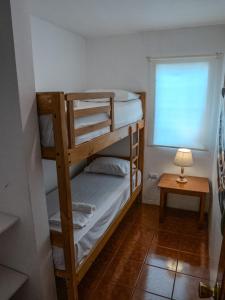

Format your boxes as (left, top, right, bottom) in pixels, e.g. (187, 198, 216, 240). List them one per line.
(174, 148, 193, 183)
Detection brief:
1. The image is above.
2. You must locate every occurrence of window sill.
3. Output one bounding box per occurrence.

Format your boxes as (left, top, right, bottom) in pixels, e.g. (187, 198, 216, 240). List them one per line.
(147, 144, 209, 152)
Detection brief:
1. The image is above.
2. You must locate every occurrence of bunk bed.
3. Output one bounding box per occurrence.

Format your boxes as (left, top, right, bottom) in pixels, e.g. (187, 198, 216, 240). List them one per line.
(37, 91, 146, 300)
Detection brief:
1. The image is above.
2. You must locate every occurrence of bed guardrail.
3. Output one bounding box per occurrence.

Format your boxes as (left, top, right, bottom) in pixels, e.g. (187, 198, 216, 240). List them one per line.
(65, 92, 115, 148)
(36, 92, 145, 161)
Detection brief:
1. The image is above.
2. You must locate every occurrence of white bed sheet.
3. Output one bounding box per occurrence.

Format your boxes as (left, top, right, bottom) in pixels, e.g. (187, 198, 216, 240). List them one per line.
(47, 170, 141, 269)
(39, 99, 143, 147)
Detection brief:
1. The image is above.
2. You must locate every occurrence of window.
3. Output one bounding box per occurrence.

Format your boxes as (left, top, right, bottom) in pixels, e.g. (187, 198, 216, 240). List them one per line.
(150, 57, 218, 150)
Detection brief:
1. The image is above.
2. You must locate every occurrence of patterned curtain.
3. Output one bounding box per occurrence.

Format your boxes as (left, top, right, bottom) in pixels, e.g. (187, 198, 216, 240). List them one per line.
(218, 96, 225, 214)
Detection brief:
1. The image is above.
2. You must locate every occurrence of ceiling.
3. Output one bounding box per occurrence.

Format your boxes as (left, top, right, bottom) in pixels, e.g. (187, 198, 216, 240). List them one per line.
(31, 0, 225, 38)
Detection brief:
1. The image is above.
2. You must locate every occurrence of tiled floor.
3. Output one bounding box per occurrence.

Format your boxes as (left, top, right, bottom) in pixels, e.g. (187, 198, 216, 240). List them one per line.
(58, 203, 210, 300)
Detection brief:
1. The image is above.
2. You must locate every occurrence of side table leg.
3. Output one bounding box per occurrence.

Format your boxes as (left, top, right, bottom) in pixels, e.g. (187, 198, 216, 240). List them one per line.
(164, 192, 168, 210)
(199, 193, 206, 228)
(160, 189, 166, 222)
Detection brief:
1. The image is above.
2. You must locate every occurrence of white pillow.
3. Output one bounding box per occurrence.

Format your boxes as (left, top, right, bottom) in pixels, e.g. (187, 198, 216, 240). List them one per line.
(84, 157, 131, 177)
(84, 89, 139, 102)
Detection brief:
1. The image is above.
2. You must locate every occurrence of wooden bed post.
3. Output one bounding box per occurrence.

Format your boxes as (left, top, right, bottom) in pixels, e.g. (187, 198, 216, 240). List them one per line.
(137, 92, 146, 203)
(51, 92, 78, 300)
(129, 126, 133, 198)
(138, 125, 144, 202)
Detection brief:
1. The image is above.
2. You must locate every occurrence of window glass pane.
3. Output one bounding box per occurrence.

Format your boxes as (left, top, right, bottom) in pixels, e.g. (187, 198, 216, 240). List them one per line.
(153, 61, 209, 149)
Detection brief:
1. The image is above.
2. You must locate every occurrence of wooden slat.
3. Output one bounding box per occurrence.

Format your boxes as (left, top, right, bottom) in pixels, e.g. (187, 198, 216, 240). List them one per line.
(89, 154, 130, 162)
(66, 92, 114, 101)
(50, 230, 64, 248)
(55, 269, 69, 279)
(132, 168, 138, 175)
(132, 143, 139, 149)
(68, 120, 144, 164)
(75, 120, 111, 137)
(74, 106, 110, 118)
(136, 122, 140, 143)
(132, 156, 138, 163)
(41, 147, 56, 160)
(76, 186, 141, 282)
(67, 101, 75, 148)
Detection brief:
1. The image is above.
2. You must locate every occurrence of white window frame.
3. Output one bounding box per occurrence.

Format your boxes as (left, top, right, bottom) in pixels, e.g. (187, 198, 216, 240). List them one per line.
(148, 55, 221, 151)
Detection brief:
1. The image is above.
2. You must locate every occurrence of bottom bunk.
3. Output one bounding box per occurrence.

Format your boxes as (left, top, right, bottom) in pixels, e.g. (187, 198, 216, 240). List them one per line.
(46, 160, 142, 281)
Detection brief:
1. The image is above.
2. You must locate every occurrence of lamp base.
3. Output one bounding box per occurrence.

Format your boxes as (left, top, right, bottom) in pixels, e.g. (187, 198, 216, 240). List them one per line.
(176, 177, 188, 183)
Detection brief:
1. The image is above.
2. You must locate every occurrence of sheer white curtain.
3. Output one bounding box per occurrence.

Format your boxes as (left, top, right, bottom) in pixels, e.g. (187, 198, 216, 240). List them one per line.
(150, 57, 218, 150)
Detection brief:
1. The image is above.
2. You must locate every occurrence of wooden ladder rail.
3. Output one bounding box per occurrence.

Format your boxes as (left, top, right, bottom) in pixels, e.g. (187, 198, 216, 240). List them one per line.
(129, 123, 140, 197)
(136, 92, 146, 202)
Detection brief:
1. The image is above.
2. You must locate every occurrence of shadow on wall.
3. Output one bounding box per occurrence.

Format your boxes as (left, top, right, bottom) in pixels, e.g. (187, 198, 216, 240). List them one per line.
(42, 159, 86, 194)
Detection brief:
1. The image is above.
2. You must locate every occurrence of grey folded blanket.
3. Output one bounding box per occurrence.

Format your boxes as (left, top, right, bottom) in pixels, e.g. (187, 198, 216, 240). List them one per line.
(72, 202, 96, 214)
(49, 210, 93, 229)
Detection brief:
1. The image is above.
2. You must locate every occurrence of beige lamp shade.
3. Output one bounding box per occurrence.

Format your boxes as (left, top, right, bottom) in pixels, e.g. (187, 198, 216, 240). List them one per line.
(174, 148, 193, 167)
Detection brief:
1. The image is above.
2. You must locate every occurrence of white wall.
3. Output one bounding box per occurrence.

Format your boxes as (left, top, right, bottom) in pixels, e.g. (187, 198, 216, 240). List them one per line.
(31, 16, 86, 93)
(87, 25, 225, 210)
(31, 16, 87, 193)
(0, 0, 56, 299)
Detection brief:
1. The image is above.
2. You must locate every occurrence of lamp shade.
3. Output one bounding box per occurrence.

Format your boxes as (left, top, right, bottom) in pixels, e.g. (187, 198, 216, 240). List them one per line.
(174, 148, 193, 167)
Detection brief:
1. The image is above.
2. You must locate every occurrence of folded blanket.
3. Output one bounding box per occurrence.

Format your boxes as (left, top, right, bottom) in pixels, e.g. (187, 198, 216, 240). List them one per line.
(49, 210, 93, 229)
(72, 202, 96, 214)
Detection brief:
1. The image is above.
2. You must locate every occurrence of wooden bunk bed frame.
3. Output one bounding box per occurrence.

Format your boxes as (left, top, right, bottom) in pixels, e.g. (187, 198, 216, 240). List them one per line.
(37, 91, 146, 300)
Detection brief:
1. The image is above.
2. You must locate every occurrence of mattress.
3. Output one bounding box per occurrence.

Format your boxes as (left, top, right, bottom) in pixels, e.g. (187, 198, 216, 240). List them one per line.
(39, 99, 143, 147)
(47, 170, 141, 269)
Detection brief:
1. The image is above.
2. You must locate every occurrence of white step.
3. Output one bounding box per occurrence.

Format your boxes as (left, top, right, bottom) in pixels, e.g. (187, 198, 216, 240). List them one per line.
(0, 265, 28, 299)
(0, 212, 19, 235)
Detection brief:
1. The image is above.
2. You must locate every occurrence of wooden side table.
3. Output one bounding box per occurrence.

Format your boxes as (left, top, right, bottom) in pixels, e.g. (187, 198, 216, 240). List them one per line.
(158, 173, 210, 228)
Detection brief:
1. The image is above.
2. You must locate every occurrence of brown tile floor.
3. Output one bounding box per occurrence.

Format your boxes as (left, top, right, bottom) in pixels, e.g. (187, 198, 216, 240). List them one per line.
(58, 203, 210, 300)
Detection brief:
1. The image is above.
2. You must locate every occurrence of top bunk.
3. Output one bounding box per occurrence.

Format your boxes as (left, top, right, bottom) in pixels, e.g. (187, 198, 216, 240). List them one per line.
(37, 90, 145, 164)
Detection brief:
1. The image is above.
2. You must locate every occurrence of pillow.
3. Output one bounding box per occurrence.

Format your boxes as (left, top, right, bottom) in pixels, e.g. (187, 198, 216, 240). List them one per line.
(84, 89, 139, 102)
(84, 157, 131, 177)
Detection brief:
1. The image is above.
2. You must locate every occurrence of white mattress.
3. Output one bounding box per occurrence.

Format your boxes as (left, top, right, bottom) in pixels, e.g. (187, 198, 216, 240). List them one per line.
(47, 170, 141, 269)
(39, 99, 143, 147)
